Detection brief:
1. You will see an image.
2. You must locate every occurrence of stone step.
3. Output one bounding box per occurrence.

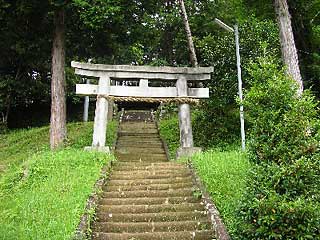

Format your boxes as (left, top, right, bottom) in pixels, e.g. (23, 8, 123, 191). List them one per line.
(104, 182, 193, 192)
(107, 177, 193, 186)
(120, 127, 158, 132)
(112, 164, 186, 171)
(119, 129, 159, 134)
(115, 147, 165, 154)
(117, 140, 161, 145)
(97, 203, 206, 214)
(110, 169, 190, 176)
(101, 188, 195, 198)
(116, 153, 167, 159)
(117, 140, 163, 145)
(113, 162, 185, 168)
(92, 230, 215, 240)
(96, 211, 208, 222)
(116, 142, 163, 148)
(109, 173, 191, 181)
(94, 220, 211, 233)
(118, 134, 159, 138)
(110, 172, 191, 180)
(116, 158, 168, 163)
(99, 196, 200, 205)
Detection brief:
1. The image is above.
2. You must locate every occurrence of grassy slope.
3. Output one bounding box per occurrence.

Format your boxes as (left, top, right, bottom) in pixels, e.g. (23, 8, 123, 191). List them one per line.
(0, 121, 117, 240)
(191, 150, 250, 237)
(0, 121, 117, 171)
(159, 117, 250, 238)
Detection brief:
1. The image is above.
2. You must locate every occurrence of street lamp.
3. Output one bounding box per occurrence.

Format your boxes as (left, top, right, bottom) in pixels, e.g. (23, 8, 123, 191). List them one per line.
(215, 18, 246, 151)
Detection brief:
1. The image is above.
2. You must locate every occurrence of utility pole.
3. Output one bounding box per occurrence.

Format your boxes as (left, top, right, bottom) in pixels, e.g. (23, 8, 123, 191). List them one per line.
(215, 18, 246, 151)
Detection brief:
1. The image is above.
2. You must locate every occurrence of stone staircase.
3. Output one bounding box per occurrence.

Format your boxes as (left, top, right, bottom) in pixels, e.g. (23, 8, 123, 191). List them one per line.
(92, 111, 215, 240)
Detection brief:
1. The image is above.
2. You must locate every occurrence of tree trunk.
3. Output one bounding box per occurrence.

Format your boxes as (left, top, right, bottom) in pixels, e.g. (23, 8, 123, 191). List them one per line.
(50, 7, 67, 149)
(178, 0, 198, 67)
(275, 0, 303, 94)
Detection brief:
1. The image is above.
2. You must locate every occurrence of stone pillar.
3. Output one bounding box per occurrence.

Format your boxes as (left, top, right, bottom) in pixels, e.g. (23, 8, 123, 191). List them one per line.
(83, 79, 90, 122)
(85, 75, 110, 152)
(176, 76, 201, 158)
(107, 100, 114, 121)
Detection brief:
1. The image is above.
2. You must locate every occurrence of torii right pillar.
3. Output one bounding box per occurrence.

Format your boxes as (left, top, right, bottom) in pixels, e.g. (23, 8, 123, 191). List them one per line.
(176, 76, 201, 159)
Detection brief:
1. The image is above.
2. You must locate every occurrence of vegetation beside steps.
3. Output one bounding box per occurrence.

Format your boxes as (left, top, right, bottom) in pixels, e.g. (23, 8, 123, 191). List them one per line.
(0, 121, 117, 240)
(92, 117, 216, 240)
(159, 117, 250, 239)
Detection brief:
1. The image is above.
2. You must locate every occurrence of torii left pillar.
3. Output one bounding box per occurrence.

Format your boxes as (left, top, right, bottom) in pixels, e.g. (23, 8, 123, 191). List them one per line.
(84, 75, 110, 153)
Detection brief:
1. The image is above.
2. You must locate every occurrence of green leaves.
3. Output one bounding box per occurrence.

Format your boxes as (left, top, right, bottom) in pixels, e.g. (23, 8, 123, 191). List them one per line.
(237, 57, 320, 239)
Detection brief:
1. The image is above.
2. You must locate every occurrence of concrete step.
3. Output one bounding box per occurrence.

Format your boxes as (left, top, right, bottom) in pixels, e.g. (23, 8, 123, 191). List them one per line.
(119, 129, 159, 134)
(99, 196, 200, 205)
(109, 173, 191, 181)
(116, 158, 168, 163)
(107, 177, 193, 186)
(110, 169, 190, 176)
(110, 172, 191, 180)
(101, 188, 195, 198)
(112, 164, 185, 171)
(113, 162, 185, 168)
(96, 211, 209, 222)
(117, 139, 161, 144)
(119, 127, 157, 132)
(115, 147, 165, 154)
(97, 203, 206, 214)
(116, 142, 163, 148)
(104, 182, 193, 192)
(94, 220, 211, 233)
(116, 153, 167, 159)
(92, 230, 215, 240)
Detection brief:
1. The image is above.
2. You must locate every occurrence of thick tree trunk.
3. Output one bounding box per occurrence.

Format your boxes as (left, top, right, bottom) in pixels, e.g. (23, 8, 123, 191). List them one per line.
(178, 0, 198, 67)
(50, 7, 67, 149)
(275, 0, 303, 94)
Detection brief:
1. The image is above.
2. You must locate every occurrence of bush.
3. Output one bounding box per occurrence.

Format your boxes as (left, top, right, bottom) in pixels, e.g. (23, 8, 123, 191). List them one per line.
(236, 57, 320, 239)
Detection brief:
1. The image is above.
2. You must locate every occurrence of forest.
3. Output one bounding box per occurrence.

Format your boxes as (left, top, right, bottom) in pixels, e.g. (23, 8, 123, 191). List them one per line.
(0, 0, 320, 239)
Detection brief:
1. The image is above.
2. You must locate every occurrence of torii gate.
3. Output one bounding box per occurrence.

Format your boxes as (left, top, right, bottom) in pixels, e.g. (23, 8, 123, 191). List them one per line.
(71, 61, 213, 157)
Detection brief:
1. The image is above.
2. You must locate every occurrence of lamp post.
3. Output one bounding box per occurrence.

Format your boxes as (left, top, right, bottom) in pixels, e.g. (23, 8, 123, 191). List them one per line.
(215, 18, 246, 151)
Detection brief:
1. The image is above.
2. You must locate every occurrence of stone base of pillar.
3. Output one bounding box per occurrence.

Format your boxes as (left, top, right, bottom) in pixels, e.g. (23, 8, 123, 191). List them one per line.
(84, 146, 110, 153)
(176, 147, 202, 159)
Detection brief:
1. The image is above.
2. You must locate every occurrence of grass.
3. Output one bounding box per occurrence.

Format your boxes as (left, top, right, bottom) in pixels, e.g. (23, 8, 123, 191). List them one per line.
(0, 120, 117, 240)
(158, 116, 250, 238)
(0, 121, 117, 171)
(191, 150, 250, 238)
(158, 116, 180, 159)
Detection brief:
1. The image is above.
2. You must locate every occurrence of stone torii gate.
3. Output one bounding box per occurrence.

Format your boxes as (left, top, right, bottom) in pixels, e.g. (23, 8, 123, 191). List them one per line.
(71, 61, 213, 157)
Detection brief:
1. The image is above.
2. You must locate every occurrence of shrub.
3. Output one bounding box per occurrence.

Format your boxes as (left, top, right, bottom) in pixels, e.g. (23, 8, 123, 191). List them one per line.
(236, 57, 320, 239)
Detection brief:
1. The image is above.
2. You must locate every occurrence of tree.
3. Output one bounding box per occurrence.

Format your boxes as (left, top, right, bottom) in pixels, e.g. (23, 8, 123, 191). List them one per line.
(274, 0, 303, 94)
(50, 2, 67, 149)
(178, 0, 198, 67)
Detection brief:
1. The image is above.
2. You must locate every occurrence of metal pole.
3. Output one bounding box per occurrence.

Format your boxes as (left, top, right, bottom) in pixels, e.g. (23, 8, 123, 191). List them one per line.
(83, 79, 90, 122)
(234, 25, 246, 151)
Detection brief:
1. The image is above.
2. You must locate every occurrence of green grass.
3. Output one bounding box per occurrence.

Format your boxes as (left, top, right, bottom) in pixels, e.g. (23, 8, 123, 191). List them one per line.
(191, 150, 250, 238)
(158, 116, 180, 159)
(159, 115, 250, 237)
(0, 121, 117, 171)
(0, 120, 117, 240)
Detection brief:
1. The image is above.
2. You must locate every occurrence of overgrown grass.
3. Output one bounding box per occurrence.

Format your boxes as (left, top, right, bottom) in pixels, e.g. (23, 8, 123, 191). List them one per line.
(158, 116, 180, 159)
(191, 150, 250, 238)
(159, 116, 250, 237)
(0, 121, 117, 171)
(0, 120, 117, 239)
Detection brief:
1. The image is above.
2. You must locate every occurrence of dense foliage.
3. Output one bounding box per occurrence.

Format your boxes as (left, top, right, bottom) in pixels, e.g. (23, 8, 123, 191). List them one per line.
(237, 57, 320, 239)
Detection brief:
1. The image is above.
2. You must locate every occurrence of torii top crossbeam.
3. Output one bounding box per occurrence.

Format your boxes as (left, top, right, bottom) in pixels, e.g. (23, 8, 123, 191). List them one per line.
(72, 61, 213, 99)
